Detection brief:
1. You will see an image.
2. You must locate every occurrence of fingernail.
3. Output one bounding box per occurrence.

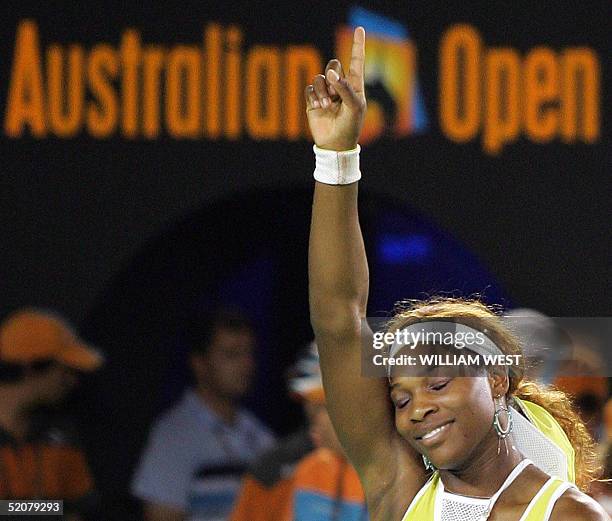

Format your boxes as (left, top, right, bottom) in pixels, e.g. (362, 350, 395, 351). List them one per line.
(322, 97, 330, 108)
(327, 69, 339, 83)
(313, 100, 321, 109)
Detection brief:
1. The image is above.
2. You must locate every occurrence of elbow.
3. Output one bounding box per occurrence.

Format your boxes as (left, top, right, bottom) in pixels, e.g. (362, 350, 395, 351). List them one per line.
(309, 295, 364, 338)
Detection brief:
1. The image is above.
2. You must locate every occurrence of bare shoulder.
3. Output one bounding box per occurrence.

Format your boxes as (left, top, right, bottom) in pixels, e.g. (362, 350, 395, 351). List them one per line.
(549, 487, 610, 521)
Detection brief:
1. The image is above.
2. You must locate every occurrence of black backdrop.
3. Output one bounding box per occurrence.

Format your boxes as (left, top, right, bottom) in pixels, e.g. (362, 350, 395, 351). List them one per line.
(0, 0, 609, 321)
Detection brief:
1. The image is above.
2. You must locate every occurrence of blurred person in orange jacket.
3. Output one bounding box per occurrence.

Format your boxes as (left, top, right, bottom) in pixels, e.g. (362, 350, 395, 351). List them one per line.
(0, 308, 104, 521)
(283, 344, 367, 520)
(231, 342, 368, 521)
(229, 343, 316, 521)
(292, 399, 367, 520)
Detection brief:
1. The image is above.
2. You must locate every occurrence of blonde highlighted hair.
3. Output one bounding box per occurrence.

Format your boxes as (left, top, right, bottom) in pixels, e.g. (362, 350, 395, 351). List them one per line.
(385, 296, 602, 492)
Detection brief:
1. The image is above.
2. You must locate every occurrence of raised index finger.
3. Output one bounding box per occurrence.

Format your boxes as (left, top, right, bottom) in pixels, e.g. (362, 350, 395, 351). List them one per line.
(348, 26, 365, 94)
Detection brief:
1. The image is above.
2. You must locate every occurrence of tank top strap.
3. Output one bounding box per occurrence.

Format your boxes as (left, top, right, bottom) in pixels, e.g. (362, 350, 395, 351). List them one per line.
(401, 472, 439, 521)
(482, 458, 534, 513)
(518, 476, 574, 521)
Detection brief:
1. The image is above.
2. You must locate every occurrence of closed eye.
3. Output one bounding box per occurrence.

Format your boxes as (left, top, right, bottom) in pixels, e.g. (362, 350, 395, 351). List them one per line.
(430, 380, 450, 391)
(391, 392, 411, 409)
(395, 397, 410, 409)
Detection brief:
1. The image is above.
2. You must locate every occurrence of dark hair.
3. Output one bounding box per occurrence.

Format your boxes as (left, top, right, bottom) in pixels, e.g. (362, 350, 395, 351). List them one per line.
(0, 359, 55, 383)
(187, 309, 254, 355)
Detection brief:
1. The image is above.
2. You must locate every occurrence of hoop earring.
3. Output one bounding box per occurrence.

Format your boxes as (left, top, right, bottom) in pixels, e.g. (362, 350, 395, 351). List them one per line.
(422, 454, 435, 471)
(493, 396, 513, 455)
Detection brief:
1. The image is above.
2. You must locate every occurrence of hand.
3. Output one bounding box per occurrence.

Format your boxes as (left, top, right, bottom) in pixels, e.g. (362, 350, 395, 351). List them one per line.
(305, 27, 366, 151)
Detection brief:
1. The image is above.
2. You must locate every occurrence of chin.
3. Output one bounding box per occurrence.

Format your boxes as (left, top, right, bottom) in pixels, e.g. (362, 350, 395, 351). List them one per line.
(428, 447, 469, 471)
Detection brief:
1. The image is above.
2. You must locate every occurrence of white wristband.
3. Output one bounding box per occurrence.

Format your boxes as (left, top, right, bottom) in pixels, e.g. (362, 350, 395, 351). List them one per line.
(313, 145, 361, 185)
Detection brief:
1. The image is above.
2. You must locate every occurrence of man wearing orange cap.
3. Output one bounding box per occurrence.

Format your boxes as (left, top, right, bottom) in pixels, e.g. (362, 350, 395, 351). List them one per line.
(0, 308, 104, 520)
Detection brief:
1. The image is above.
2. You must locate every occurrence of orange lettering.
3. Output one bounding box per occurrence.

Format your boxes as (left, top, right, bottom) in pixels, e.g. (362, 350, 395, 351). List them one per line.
(4, 20, 46, 137)
(87, 44, 119, 137)
(224, 26, 242, 139)
(142, 46, 165, 139)
(524, 48, 559, 142)
(484, 49, 521, 154)
(166, 46, 201, 138)
(245, 47, 281, 139)
(439, 25, 481, 142)
(47, 45, 84, 137)
(285, 46, 321, 140)
(204, 23, 222, 138)
(561, 49, 599, 142)
(120, 29, 141, 138)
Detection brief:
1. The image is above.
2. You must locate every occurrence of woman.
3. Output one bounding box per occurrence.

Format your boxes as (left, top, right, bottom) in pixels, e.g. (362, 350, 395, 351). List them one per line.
(305, 26, 608, 520)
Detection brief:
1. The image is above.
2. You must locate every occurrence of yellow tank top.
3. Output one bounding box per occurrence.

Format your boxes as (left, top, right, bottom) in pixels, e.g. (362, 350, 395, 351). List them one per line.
(401, 470, 574, 521)
(401, 398, 577, 520)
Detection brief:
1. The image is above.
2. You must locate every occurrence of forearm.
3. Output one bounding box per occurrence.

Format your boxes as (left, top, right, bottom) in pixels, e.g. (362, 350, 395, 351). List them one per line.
(309, 180, 368, 334)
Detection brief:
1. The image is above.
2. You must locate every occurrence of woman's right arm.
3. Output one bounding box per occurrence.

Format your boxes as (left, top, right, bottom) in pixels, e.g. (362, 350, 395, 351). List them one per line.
(306, 28, 425, 499)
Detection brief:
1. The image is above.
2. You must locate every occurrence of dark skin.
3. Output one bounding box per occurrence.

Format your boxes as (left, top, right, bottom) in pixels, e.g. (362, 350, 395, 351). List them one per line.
(306, 26, 609, 520)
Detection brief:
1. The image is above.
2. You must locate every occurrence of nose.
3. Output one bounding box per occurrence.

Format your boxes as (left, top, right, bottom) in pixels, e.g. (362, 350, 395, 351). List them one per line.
(410, 394, 438, 422)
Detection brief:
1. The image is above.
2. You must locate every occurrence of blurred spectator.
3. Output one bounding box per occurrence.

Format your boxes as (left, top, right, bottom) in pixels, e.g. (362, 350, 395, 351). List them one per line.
(131, 310, 274, 521)
(0, 308, 104, 521)
(504, 310, 609, 440)
(553, 343, 609, 442)
(229, 430, 312, 521)
(501, 308, 571, 384)
(556, 375, 608, 440)
(293, 402, 367, 520)
(244, 344, 368, 521)
(552, 340, 610, 512)
(229, 343, 318, 521)
(232, 342, 367, 520)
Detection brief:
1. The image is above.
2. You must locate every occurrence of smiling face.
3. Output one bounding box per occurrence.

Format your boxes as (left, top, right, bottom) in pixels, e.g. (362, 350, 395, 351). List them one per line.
(382, 298, 523, 470)
(390, 374, 506, 470)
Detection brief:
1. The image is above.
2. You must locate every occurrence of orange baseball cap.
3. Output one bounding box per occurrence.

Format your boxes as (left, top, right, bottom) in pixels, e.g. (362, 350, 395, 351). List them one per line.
(0, 308, 104, 371)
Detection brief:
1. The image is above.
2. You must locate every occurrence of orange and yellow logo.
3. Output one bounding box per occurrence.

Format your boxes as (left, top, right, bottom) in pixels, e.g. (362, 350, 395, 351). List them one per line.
(335, 7, 427, 144)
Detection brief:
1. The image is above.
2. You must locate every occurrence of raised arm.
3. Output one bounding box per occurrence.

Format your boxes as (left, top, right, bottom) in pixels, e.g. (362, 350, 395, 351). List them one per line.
(306, 28, 424, 502)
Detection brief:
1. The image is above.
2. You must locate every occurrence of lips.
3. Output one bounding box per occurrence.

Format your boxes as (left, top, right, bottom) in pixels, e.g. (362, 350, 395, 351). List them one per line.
(414, 420, 454, 442)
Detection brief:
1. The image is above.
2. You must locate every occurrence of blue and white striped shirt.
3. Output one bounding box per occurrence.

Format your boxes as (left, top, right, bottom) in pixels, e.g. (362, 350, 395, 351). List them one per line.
(132, 390, 274, 521)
